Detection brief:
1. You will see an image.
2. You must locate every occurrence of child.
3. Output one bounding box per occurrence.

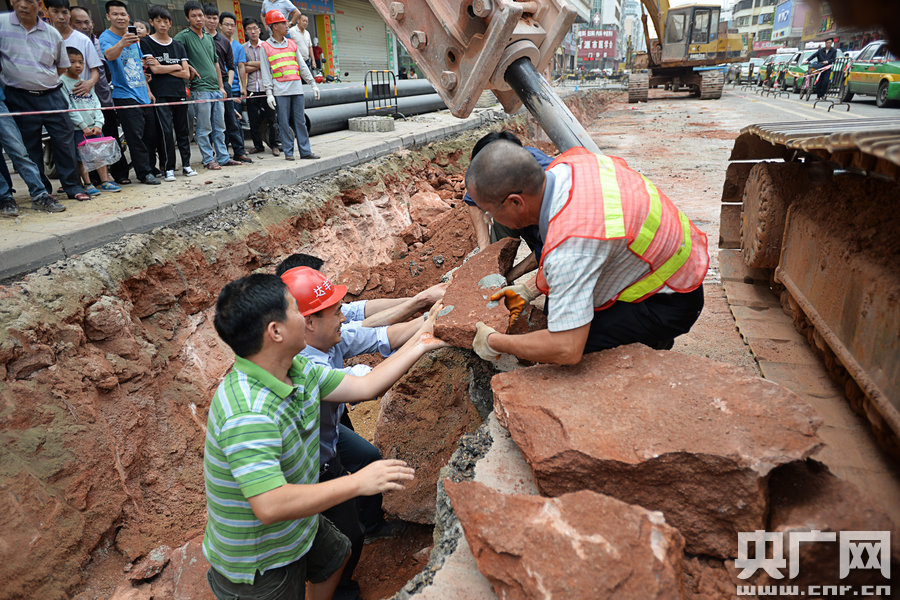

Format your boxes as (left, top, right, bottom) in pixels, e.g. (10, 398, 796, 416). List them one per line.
(60, 47, 121, 194)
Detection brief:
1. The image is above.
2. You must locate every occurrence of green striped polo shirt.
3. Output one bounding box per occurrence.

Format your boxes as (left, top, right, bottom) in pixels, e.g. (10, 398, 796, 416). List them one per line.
(202, 355, 344, 584)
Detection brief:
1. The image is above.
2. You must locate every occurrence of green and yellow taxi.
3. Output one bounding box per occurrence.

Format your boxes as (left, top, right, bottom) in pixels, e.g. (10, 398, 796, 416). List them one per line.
(841, 40, 900, 108)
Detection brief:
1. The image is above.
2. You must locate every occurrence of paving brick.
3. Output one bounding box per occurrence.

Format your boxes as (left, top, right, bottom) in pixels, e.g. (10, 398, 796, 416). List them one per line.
(758, 361, 843, 398)
(0, 232, 65, 280)
(723, 280, 781, 308)
(116, 204, 179, 234)
(718, 248, 770, 284)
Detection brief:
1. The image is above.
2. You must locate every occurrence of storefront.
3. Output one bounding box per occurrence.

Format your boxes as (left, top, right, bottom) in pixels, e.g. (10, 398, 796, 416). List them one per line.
(331, 0, 393, 81)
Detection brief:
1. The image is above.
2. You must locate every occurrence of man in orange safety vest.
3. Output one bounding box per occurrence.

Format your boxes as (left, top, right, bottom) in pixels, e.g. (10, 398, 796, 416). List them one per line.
(466, 142, 708, 365)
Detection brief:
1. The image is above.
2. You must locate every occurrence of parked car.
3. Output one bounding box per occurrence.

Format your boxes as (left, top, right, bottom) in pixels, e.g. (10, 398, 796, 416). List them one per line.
(758, 52, 794, 86)
(782, 48, 845, 92)
(741, 58, 765, 83)
(841, 40, 900, 107)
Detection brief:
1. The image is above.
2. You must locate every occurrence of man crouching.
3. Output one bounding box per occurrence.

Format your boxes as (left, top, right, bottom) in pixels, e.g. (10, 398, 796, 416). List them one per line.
(204, 273, 445, 599)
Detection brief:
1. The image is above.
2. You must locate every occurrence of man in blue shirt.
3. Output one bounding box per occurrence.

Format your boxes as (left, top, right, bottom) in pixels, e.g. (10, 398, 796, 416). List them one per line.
(99, 0, 160, 185)
(464, 131, 551, 283)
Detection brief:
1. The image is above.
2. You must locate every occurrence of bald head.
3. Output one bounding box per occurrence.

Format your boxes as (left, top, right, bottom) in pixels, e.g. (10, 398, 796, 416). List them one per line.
(465, 141, 545, 207)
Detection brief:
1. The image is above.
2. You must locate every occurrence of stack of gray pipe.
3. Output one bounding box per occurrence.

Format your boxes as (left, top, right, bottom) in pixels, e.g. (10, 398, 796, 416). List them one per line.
(299, 79, 446, 135)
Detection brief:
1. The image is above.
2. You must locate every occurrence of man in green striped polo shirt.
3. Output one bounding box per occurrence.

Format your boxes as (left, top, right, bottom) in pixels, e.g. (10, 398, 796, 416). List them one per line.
(205, 273, 446, 599)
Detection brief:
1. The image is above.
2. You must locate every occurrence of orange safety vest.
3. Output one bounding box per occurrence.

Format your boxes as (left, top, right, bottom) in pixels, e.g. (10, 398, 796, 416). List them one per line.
(536, 147, 708, 309)
(261, 38, 302, 82)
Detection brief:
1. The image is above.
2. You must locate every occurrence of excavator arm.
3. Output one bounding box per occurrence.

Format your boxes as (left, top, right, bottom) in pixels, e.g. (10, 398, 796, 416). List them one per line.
(367, 0, 600, 152)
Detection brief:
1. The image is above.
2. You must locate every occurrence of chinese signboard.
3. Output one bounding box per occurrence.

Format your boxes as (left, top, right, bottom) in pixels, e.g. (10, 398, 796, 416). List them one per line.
(772, 0, 792, 40)
(294, 0, 335, 14)
(578, 29, 618, 62)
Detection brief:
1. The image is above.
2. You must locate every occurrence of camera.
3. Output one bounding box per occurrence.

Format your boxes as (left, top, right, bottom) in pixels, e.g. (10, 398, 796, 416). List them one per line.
(127, 25, 137, 34)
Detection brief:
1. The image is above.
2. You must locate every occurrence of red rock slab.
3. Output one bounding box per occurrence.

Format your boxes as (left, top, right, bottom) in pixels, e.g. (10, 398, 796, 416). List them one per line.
(375, 348, 487, 523)
(758, 460, 899, 591)
(434, 237, 520, 348)
(446, 480, 686, 600)
(492, 344, 823, 558)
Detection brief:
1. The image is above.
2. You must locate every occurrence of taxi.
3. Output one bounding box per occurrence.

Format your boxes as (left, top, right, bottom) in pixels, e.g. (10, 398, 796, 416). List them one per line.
(841, 40, 899, 108)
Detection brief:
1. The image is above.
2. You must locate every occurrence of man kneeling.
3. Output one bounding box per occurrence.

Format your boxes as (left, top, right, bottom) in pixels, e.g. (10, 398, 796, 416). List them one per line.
(204, 273, 445, 599)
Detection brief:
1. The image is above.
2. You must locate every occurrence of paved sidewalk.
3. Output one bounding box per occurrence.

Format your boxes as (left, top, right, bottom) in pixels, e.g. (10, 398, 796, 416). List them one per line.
(0, 108, 505, 281)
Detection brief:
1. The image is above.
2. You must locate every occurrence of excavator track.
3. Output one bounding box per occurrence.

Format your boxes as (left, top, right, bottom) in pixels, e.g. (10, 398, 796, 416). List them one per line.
(698, 69, 724, 100)
(720, 118, 900, 460)
(628, 72, 650, 103)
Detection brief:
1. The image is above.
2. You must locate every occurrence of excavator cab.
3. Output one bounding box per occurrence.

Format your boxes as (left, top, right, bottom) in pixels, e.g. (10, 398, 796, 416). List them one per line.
(661, 5, 721, 64)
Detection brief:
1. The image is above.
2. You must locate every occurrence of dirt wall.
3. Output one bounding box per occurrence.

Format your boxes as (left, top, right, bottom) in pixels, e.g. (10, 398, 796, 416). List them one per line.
(0, 91, 616, 600)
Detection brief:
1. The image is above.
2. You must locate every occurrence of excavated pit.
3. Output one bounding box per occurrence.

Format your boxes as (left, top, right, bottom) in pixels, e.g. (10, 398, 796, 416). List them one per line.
(0, 92, 615, 600)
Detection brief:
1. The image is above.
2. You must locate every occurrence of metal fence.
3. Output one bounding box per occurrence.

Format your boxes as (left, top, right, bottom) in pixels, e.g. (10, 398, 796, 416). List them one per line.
(812, 56, 853, 112)
(364, 70, 399, 117)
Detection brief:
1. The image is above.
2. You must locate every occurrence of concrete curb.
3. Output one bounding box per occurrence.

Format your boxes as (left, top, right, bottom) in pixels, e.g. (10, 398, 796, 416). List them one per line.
(0, 109, 509, 281)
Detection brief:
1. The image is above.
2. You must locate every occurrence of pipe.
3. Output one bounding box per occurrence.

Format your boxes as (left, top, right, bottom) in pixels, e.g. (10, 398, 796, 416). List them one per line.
(503, 57, 601, 153)
(306, 94, 447, 136)
(304, 80, 438, 109)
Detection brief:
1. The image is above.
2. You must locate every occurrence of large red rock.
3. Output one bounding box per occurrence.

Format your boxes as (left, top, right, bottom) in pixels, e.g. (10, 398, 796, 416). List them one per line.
(492, 344, 823, 558)
(434, 238, 520, 348)
(445, 480, 686, 600)
(408, 190, 452, 227)
(756, 460, 899, 591)
(375, 348, 489, 523)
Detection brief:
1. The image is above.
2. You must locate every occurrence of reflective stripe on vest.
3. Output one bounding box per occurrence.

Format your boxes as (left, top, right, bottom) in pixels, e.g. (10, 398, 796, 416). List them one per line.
(262, 39, 302, 82)
(536, 147, 708, 308)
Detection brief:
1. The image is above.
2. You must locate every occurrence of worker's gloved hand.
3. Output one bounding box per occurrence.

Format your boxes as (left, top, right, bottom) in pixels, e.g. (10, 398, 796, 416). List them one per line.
(473, 322, 500, 362)
(313, 86, 321, 101)
(266, 93, 276, 110)
(490, 284, 537, 326)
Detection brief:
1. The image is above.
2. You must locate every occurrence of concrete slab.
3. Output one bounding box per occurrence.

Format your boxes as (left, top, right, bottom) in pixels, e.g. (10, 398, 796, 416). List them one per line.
(55, 215, 126, 257)
(0, 231, 65, 281)
(758, 361, 845, 398)
(172, 193, 219, 221)
(116, 203, 179, 234)
(214, 183, 252, 208)
(744, 336, 821, 365)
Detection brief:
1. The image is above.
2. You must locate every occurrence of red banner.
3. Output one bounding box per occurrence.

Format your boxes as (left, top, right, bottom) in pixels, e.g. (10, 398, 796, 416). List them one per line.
(578, 29, 617, 62)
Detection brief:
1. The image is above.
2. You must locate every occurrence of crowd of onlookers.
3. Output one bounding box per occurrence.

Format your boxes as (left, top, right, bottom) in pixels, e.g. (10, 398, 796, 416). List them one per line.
(0, 0, 325, 218)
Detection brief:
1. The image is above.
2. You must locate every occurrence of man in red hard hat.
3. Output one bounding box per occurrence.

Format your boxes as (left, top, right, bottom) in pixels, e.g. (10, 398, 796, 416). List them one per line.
(281, 266, 435, 600)
(260, 9, 320, 161)
(204, 273, 445, 600)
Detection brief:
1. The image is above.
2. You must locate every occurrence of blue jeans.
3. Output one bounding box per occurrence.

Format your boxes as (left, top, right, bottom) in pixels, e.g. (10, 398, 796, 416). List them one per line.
(274, 94, 311, 157)
(0, 98, 52, 200)
(3, 86, 84, 197)
(193, 90, 229, 166)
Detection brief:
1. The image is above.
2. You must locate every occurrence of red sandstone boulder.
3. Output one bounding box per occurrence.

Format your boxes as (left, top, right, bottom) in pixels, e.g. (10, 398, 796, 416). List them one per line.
(408, 191, 452, 227)
(127, 545, 172, 581)
(151, 535, 216, 600)
(446, 480, 686, 600)
(375, 348, 488, 523)
(492, 344, 823, 558)
(434, 238, 520, 348)
(756, 460, 899, 592)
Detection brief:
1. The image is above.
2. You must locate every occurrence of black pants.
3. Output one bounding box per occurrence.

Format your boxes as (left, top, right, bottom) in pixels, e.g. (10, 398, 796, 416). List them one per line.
(4, 86, 83, 196)
(223, 87, 245, 157)
(113, 98, 158, 180)
(100, 104, 130, 182)
(810, 61, 830, 98)
(581, 285, 705, 354)
(246, 91, 280, 150)
(153, 97, 192, 172)
(320, 459, 364, 600)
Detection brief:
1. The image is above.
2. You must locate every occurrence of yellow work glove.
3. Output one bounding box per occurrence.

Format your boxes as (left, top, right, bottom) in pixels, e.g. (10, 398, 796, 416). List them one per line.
(473, 322, 500, 362)
(490, 284, 537, 326)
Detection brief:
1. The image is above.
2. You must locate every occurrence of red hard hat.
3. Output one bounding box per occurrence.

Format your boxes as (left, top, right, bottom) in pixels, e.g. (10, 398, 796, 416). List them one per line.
(281, 267, 347, 316)
(265, 10, 287, 26)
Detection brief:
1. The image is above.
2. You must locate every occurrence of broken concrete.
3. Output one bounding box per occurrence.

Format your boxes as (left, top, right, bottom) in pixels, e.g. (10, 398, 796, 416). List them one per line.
(492, 344, 824, 558)
(375, 347, 494, 523)
(434, 237, 520, 348)
(446, 481, 686, 600)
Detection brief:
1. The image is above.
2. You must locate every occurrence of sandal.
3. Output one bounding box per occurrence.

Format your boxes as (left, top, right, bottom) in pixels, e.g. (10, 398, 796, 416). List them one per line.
(68, 192, 91, 201)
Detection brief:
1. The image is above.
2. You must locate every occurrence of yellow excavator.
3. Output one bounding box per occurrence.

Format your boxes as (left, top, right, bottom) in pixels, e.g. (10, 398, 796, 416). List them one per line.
(629, 0, 749, 102)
